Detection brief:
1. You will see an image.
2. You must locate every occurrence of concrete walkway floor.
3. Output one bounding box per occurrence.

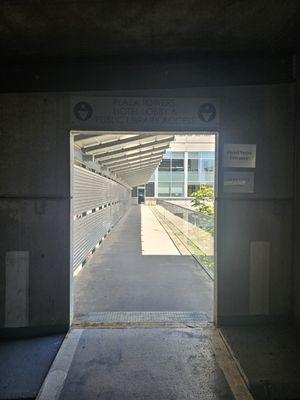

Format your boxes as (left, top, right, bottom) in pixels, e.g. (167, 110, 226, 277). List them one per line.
(37, 326, 241, 400)
(74, 204, 213, 320)
(35, 206, 253, 400)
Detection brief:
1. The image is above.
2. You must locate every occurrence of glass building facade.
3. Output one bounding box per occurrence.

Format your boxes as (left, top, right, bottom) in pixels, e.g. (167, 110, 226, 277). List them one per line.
(146, 150, 215, 198)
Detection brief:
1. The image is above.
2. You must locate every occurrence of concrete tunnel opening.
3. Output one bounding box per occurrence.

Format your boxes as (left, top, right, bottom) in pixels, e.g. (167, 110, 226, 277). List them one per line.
(71, 132, 216, 325)
(1, 84, 298, 399)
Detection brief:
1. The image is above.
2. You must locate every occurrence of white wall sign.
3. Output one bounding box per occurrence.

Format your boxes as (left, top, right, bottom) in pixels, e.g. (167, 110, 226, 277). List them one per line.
(223, 144, 256, 168)
(223, 171, 255, 193)
(70, 96, 219, 131)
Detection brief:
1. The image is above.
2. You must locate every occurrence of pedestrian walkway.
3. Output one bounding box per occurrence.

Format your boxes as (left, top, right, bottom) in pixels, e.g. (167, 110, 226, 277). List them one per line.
(36, 205, 253, 400)
(74, 204, 213, 320)
(141, 204, 180, 255)
(37, 327, 238, 400)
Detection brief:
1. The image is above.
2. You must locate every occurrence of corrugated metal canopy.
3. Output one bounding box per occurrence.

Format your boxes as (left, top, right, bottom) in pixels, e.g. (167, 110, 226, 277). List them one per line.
(73, 132, 174, 187)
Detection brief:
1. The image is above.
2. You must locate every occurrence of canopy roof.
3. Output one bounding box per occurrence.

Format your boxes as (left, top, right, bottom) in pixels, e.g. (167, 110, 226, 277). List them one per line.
(73, 132, 174, 187)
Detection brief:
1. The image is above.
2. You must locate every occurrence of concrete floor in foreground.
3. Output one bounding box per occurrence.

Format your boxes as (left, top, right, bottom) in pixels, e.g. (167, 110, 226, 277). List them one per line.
(37, 327, 236, 400)
(74, 204, 213, 319)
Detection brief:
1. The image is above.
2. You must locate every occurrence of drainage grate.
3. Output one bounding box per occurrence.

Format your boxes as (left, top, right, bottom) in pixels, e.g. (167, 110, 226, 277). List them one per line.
(73, 311, 209, 326)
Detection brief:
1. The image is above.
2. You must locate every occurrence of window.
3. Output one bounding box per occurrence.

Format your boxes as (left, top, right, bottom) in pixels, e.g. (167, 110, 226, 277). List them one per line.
(200, 159, 214, 172)
(172, 158, 184, 172)
(171, 152, 184, 158)
(172, 171, 184, 182)
(171, 152, 184, 183)
(158, 158, 171, 171)
(200, 151, 214, 159)
(158, 171, 172, 181)
(188, 172, 199, 182)
(158, 182, 171, 197)
(164, 152, 172, 159)
(188, 184, 201, 196)
(199, 152, 215, 184)
(199, 172, 214, 184)
(188, 152, 199, 182)
(171, 152, 184, 172)
(188, 154, 199, 182)
(148, 173, 155, 182)
(153, 148, 215, 198)
(145, 182, 154, 197)
(171, 182, 184, 197)
(188, 159, 198, 171)
(132, 187, 138, 197)
(188, 152, 198, 159)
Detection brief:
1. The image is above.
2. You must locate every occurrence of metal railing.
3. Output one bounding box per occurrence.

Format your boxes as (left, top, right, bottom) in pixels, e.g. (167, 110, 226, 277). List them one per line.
(154, 199, 214, 277)
(157, 200, 214, 235)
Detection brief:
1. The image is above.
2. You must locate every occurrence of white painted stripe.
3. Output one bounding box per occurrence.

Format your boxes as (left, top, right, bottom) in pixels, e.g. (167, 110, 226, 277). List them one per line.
(73, 263, 83, 277)
(37, 329, 83, 400)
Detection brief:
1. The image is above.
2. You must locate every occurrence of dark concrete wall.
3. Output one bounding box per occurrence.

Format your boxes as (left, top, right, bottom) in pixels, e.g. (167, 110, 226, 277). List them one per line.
(217, 84, 294, 323)
(86, 84, 294, 324)
(0, 83, 295, 334)
(0, 56, 293, 93)
(294, 62, 300, 325)
(0, 94, 70, 332)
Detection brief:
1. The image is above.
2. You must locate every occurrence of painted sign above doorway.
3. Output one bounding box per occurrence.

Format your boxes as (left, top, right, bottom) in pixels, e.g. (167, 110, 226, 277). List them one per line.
(70, 96, 219, 131)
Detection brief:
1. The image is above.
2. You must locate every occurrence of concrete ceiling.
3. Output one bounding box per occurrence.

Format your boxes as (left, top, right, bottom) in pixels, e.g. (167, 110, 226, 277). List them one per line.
(0, 1, 299, 61)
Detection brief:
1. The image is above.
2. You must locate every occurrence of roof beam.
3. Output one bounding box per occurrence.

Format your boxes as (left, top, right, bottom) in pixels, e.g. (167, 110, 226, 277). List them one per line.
(100, 151, 164, 168)
(82, 134, 161, 153)
(113, 160, 160, 174)
(113, 159, 161, 171)
(117, 169, 157, 177)
(107, 157, 161, 171)
(116, 163, 160, 174)
(110, 156, 162, 171)
(119, 166, 156, 175)
(100, 145, 169, 165)
(73, 133, 104, 142)
(94, 136, 174, 159)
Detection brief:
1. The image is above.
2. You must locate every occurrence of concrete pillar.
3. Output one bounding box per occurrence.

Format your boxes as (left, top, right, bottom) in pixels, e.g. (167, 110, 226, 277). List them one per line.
(184, 151, 188, 197)
(216, 84, 294, 325)
(294, 53, 300, 325)
(154, 168, 158, 197)
(0, 93, 71, 335)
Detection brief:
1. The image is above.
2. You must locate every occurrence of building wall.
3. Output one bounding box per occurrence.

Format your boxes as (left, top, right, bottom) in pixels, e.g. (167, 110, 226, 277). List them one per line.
(0, 93, 71, 334)
(0, 83, 295, 335)
(217, 84, 294, 323)
(294, 59, 300, 325)
(146, 135, 215, 198)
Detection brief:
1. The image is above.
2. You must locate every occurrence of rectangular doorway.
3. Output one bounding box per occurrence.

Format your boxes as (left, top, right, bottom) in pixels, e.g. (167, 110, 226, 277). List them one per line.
(70, 132, 217, 325)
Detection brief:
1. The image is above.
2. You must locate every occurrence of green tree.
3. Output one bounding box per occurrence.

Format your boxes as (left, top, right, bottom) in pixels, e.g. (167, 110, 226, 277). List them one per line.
(191, 185, 214, 215)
